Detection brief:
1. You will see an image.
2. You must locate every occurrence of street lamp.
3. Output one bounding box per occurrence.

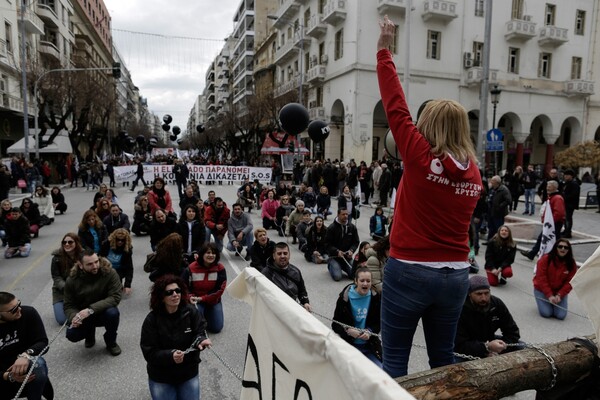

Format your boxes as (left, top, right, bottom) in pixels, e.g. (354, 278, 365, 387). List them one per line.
(490, 85, 502, 174)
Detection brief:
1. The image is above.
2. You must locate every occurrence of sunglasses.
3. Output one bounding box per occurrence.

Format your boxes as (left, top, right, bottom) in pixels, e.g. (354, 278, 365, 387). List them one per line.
(116, 238, 125, 242)
(557, 245, 570, 250)
(2, 300, 21, 314)
(62, 240, 75, 245)
(164, 288, 182, 296)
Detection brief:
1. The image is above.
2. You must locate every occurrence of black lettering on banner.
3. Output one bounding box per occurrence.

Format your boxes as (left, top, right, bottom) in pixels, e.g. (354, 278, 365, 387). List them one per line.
(272, 353, 289, 399)
(294, 380, 313, 400)
(242, 334, 263, 399)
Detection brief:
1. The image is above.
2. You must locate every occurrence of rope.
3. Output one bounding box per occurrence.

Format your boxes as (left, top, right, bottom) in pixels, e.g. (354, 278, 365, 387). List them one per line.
(509, 281, 591, 320)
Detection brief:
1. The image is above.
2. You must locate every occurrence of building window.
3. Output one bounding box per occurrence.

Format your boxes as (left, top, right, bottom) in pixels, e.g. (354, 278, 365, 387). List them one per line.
(474, 0, 484, 17)
(318, 42, 324, 61)
(389, 25, 399, 54)
(472, 41, 483, 66)
(4, 22, 12, 53)
(318, 0, 325, 14)
(427, 30, 441, 60)
(508, 47, 520, 73)
(538, 52, 552, 78)
(334, 29, 343, 60)
(511, 0, 523, 19)
(571, 57, 582, 79)
(575, 10, 585, 35)
(545, 4, 556, 25)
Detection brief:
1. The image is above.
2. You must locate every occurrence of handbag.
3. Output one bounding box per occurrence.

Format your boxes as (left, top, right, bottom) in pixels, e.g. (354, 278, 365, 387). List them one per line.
(17, 179, 27, 188)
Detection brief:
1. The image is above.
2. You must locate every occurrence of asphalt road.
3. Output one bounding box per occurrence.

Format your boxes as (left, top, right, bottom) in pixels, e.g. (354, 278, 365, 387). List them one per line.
(1, 182, 598, 399)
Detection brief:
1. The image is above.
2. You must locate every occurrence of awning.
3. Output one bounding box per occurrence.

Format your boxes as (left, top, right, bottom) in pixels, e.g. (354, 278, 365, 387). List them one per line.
(7, 130, 73, 154)
(260, 132, 309, 155)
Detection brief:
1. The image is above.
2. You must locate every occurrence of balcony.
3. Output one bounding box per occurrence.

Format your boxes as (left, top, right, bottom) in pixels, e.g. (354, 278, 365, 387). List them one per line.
(36, 4, 59, 28)
(306, 65, 326, 83)
(17, 9, 44, 35)
(0, 94, 35, 114)
(564, 80, 594, 96)
(274, 39, 299, 64)
(75, 36, 93, 56)
(377, 0, 406, 15)
(323, 0, 346, 25)
(0, 39, 15, 69)
(504, 19, 537, 41)
(39, 41, 60, 62)
(465, 67, 498, 86)
(294, 28, 311, 49)
(274, 76, 305, 98)
(422, 0, 457, 23)
(309, 106, 326, 121)
(295, 0, 310, 4)
(272, 0, 301, 29)
(538, 26, 569, 47)
(307, 14, 327, 38)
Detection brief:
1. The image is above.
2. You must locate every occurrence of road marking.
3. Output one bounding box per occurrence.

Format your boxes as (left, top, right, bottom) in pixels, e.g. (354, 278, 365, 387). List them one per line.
(3, 246, 54, 292)
(222, 249, 242, 276)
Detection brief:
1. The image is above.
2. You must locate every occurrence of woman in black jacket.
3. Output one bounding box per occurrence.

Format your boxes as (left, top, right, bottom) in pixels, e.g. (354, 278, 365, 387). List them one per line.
(132, 195, 153, 236)
(100, 228, 134, 295)
(51, 233, 84, 324)
(140, 275, 212, 400)
(149, 209, 177, 251)
(51, 186, 68, 214)
(20, 198, 42, 238)
(332, 267, 382, 367)
(177, 205, 206, 261)
(304, 216, 328, 263)
(337, 184, 360, 224)
(77, 209, 108, 253)
(484, 225, 517, 286)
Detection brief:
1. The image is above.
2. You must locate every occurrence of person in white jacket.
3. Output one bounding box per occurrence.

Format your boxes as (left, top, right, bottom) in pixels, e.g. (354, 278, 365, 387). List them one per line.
(32, 185, 55, 224)
(371, 162, 382, 205)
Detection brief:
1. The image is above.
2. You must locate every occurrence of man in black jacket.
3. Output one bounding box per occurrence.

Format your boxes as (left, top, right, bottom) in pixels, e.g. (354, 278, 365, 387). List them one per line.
(454, 276, 521, 360)
(0, 292, 52, 400)
(173, 159, 189, 198)
(130, 159, 147, 192)
(486, 176, 511, 240)
(561, 169, 580, 238)
(326, 208, 360, 281)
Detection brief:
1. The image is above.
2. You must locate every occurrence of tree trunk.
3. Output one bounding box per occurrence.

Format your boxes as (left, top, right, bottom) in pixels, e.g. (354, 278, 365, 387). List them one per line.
(396, 337, 597, 399)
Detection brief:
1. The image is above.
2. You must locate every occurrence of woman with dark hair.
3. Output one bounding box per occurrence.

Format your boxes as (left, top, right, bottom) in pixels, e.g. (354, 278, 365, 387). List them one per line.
(533, 239, 577, 320)
(366, 236, 390, 294)
(337, 184, 360, 224)
(78, 209, 108, 253)
(182, 243, 227, 333)
(369, 206, 388, 240)
(32, 185, 55, 225)
(20, 198, 41, 238)
(304, 215, 328, 264)
(148, 177, 175, 217)
(315, 186, 332, 219)
(92, 183, 108, 208)
(51, 233, 84, 324)
(132, 196, 152, 236)
(140, 275, 212, 400)
(100, 228, 134, 295)
(94, 198, 112, 221)
(238, 183, 256, 213)
(260, 189, 279, 230)
(145, 233, 188, 282)
(352, 241, 371, 276)
(275, 195, 294, 237)
(484, 225, 517, 286)
(149, 209, 177, 251)
(507, 166, 524, 212)
(177, 205, 205, 261)
(51, 186, 68, 214)
(104, 188, 118, 205)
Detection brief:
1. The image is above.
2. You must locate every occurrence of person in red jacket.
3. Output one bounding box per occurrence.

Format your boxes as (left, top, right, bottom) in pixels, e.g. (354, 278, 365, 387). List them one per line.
(376, 16, 483, 378)
(147, 177, 175, 217)
(181, 243, 227, 333)
(204, 198, 230, 252)
(533, 239, 577, 320)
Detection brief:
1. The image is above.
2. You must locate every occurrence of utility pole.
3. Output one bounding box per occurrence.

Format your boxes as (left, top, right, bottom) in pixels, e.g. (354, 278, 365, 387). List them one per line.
(20, 0, 30, 161)
(476, 0, 494, 172)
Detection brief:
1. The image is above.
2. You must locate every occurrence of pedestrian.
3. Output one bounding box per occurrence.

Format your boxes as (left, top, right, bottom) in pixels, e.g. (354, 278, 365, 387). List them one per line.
(20, 198, 42, 238)
(0, 164, 10, 202)
(484, 225, 516, 286)
(130, 159, 147, 192)
(132, 196, 152, 236)
(337, 185, 359, 224)
(561, 169, 580, 238)
(78, 209, 108, 253)
(522, 164, 538, 215)
(140, 275, 212, 400)
(326, 208, 360, 281)
(51, 233, 84, 324)
(286, 200, 305, 245)
(507, 166, 524, 212)
(378, 163, 392, 207)
(486, 175, 511, 241)
(179, 185, 200, 216)
(106, 162, 115, 188)
(315, 186, 332, 219)
(172, 159, 189, 198)
(276, 194, 295, 237)
(99, 229, 134, 296)
(376, 16, 483, 377)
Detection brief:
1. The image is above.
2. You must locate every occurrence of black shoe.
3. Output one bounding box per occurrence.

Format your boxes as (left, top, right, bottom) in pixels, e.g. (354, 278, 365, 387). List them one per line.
(562, 233, 572, 238)
(244, 252, 251, 261)
(107, 343, 121, 356)
(520, 250, 534, 260)
(499, 274, 507, 285)
(522, 211, 529, 215)
(85, 337, 96, 348)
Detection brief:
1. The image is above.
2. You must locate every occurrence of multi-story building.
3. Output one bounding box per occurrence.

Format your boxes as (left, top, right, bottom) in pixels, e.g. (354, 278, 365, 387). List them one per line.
(268, 0, 596, 170)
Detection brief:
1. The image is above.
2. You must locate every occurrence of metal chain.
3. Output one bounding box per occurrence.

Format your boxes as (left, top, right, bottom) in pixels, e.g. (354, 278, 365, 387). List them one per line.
(207, 347, 244, 382)
(311, 310, 382, 340)
(522, 342, 558, 391)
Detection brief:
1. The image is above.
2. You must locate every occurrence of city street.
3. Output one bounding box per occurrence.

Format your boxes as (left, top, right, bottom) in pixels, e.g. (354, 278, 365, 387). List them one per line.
(1, 182, 598, 399)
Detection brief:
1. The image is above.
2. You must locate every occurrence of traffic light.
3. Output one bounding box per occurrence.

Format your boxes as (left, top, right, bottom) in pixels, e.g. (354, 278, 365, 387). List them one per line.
(288, 141, 295, 153)
(112, 62, 121, 79)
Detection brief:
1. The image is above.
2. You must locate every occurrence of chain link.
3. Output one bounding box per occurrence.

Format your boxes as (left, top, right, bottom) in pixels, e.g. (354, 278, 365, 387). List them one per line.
(207, 347, 244, 382)
(311, 310, 382, 340)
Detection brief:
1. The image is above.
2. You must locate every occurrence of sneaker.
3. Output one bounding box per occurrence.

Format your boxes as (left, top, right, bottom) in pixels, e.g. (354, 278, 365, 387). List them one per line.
(85, 337, 96, 348)
(107, 343, 122, 356)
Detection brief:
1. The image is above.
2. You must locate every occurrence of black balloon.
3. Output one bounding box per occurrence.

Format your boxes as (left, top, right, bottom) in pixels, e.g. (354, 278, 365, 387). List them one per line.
(118, 130, 128, 138)
(196, 124, 205, 134)
(136, 135, 145, 144)
(163, 114, 173, 124)
(170, 134, 177, 141)
(162, 124, 170, 132)
(384, 129, 401, 161)
(149, 138, 158, 147)
(127, 136, 136, 145)
(172, 126, 181, 135)
(307, 120, 330, 142)
(279, 103, 309, 136)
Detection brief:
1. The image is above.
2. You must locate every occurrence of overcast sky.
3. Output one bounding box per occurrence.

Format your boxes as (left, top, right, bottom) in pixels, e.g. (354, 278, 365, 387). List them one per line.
(104, 0, 240, 134)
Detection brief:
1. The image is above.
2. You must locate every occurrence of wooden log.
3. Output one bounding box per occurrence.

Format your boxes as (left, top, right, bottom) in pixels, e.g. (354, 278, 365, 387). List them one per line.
(395, 336, 597, 400)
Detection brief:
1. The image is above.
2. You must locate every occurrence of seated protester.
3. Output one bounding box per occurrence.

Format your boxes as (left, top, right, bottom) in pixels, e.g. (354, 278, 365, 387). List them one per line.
(147, 177, 175, 218)
(455, 275, 521, 360)
(94, 198, 112, 221)
(315, 186, 332, 219)
(296, 210, 313, 252)
(275, 181, 289, 200)
(249, 228, 276, 271)
(189, 180, 201, 199)
(204, 198, 230, 252)
(484, 225, 517, 286)
(365, 236, 390, 294)
(0, 199, 13, 246)
(326, 208, 360, 281)
(260, 189, 279, 230)
(149, 209, 177, 252)
(100, 229, 134, 295)
(352, 241, 371, 276)
(286, 183, 298, 204)
(134, 185, 152, 205)
(4, 207, 32, 258)
(144, 233, 188, 282)
(238, 183, 256, 213)
(252, 179, 263, 209)
(302, 186, 317, 214)
(32, 185, 55, 225)
(51, 233, 84, 324)
(226, 203, 253, 260)
(179, 185, 199, 216)
(51, 186, 68, 214)
(286, 200, 305, 245)
(182, 243, 227, 333)
(103, 204, 131, 235)
(304, 215, 328, 264)
(177, 204, 206, 262)
(203, 190, 216, 208)
(369, 206, 388, 240)
(78, 209, 109, 254)
(92, 184, 108, 208)
(258, 186, 270, 209)
(332, 267, 382, 367)
(104, 188, 118, 205)
(338, 184, 360, 224)
(20, 198, 41, 238)
(132, 196, 152, 236)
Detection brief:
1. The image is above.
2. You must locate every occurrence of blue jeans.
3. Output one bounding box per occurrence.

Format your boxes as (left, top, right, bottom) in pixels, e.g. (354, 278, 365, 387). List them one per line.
(534, 289, 568, 320)
(53, 301, 67, 325)
(2, 356, 49, 400)
(66, 307, 120, 345)
(205, 228, 224, 252)
(4, 243, 31, 258)
(225, 232, 253, 253)
(524, 188, 536, 214)
(381, 258, 469, 377)
(327, 257, 353, 281)
(148, 374, 200, 400)
(196, 302, 224, 333)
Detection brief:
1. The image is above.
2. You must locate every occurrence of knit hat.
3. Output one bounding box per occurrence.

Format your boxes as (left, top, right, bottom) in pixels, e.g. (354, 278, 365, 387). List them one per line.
(469, 275, 490, 293)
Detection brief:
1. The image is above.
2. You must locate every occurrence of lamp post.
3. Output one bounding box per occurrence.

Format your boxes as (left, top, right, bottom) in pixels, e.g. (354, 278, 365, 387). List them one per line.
(490, 84, 502, 175)
(20, 0, 30, 161)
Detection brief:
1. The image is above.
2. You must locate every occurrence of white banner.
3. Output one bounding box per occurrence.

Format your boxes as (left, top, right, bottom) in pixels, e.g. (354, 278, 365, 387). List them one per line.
(113, 164, 272, 185)
(534, 201, 556, 274)
(227, 267, 413, 400)
(572, 245, 600, 352)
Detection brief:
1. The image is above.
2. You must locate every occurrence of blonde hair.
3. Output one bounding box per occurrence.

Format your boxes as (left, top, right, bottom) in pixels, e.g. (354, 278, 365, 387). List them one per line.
(416, 99, 477, 164)
(108, 228, 132, 251)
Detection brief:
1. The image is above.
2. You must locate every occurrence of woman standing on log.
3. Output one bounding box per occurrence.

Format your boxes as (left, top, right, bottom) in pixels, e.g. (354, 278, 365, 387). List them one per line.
(376, 16, 483, 377)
